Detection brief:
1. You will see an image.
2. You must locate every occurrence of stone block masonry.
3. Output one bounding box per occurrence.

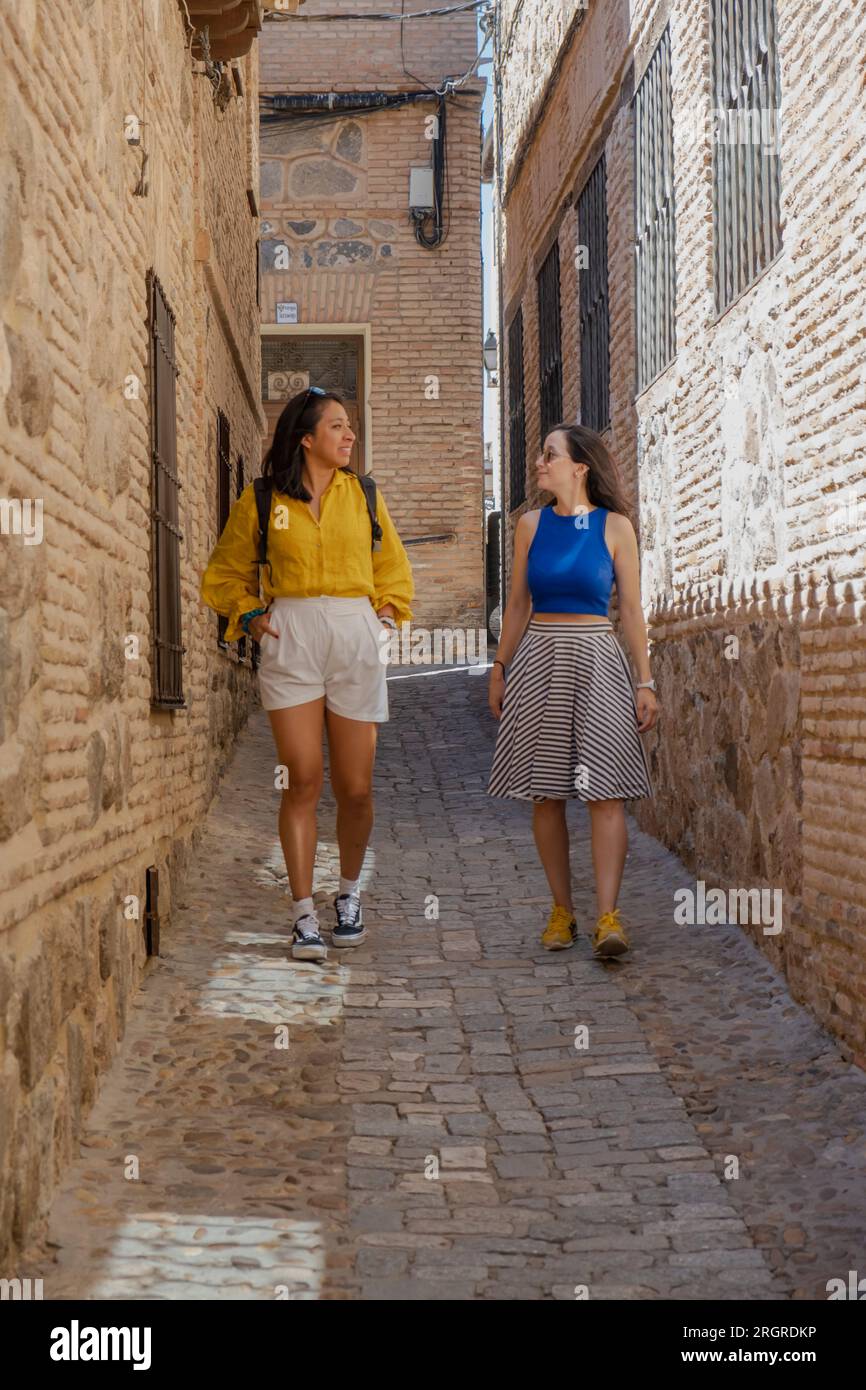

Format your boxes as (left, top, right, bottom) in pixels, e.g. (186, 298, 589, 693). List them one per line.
(496, 0, 866, 1061)
(0, 0, 265, 1259)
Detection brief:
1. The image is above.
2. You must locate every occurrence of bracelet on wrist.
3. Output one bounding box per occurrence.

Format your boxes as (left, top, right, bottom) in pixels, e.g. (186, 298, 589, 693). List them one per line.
(492, 659, 506, 673)
(240, 607, 268, 636)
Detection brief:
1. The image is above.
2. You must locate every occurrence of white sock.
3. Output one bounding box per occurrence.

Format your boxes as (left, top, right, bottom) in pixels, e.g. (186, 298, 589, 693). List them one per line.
(339, 876, 361, 900)
(292, 896, 317, 926)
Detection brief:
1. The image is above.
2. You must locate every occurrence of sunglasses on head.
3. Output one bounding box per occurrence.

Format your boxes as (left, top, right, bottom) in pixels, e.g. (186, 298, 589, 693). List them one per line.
(301, 384, 326, 409)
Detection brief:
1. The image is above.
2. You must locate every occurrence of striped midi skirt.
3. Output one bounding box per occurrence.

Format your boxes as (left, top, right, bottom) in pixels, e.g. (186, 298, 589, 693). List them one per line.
(487, 618, 653, 803)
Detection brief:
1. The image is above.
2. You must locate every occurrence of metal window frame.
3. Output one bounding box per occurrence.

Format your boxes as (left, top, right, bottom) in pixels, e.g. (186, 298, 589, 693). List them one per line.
(507, 307, 527, 511)
(147, 270, 185, 710)
(634, 25, 677, 396)
(537, 241, 563, 444)
(578, 155, 611, 433)
(711, 0, 782, 315)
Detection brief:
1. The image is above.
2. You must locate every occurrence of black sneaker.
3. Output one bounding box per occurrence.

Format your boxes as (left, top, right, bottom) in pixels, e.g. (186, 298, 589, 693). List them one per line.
(332, 894, 367, 948)
(291, 915, 327, 961)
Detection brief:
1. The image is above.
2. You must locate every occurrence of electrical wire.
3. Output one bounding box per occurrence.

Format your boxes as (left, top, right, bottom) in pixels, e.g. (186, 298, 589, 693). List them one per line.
(258, 0, 491, 251)
(134, 0, 148, 196)
(413, 92, 446, 247)
(263, 1, 486, 21)
(400, 0, 439, 96)
(444, 24, 490, 91)
(498, 0, 528, 66)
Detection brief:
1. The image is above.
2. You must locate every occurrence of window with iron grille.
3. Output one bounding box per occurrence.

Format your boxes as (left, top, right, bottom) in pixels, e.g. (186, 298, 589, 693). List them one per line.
(536, 242, 563, 445)
(148, 271, 184, 708)
(216, 411, 231, 648)
(711, 0, 782, 314)
(507, 308, 527, 511)
(634, 26, 676, 394)
(235, 455, 247, 661)
(578, 156, 610, 432)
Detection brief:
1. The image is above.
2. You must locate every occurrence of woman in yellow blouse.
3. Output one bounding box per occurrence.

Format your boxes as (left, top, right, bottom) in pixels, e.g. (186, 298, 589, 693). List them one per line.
(201, 387, 414, 961)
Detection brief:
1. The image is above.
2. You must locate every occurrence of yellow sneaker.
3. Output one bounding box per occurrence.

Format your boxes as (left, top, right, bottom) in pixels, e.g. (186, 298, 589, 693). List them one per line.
(541, 904, 577, 951)
(592, 909, 630, 958)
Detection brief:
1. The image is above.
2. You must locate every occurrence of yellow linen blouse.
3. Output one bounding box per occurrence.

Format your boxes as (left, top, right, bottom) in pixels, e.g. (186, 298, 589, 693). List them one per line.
(200, 467, 414, 643)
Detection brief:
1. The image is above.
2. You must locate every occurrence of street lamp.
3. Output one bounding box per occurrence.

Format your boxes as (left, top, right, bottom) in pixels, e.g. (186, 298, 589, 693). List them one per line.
(483, 329, 499, 387)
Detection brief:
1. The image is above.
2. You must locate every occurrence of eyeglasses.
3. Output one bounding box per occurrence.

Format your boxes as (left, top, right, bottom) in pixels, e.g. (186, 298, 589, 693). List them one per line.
(301, 384, 326, 409)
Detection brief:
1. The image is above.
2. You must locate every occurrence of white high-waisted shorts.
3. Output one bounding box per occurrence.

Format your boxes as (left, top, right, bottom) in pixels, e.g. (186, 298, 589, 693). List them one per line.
(257, 595, 389, 722)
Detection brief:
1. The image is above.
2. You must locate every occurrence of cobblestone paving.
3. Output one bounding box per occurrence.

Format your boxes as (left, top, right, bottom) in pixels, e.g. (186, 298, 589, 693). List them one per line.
(30, 664, 866, 1299)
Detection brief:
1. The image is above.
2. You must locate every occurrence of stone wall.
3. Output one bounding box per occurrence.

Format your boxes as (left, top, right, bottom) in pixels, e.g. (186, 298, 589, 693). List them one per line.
(497, 0, 866, 1062)
(259, 2, 485, 628)
(0, 0, 264, 1259)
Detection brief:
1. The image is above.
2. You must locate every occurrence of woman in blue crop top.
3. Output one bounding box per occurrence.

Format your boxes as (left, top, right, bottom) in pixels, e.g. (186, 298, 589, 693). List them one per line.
(487, 423, 658, 959)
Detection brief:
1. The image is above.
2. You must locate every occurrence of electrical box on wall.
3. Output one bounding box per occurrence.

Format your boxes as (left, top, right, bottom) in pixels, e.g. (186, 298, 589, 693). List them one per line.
(409, 165, 435, 212)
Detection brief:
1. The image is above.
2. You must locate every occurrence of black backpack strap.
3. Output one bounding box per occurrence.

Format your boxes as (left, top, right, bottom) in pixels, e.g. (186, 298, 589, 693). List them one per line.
(342, 467, 383, 551)
(253, 476, 272, 569)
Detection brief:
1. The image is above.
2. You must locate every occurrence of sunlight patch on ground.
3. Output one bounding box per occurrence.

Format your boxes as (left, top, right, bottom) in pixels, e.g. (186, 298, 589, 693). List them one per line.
(198, 936, 349, 1027)
(252, 839, 376, 896)
(77, 1213, 325, 1300)
(201, 839, 375, 1025)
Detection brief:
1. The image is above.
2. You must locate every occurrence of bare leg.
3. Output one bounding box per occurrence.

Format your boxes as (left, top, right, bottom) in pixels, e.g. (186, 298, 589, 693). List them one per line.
(267, 699, 325, 901)
(325, 709, 378, 881)
(532, 799, 573, 912)
(587, 799, 628, 916)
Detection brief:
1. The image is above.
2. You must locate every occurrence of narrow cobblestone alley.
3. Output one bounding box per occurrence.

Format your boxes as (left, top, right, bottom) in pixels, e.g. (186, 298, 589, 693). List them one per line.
(31, 667, 866, 1301)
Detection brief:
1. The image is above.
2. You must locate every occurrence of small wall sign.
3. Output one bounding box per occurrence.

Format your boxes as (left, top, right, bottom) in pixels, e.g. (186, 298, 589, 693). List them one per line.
(276, 302, 298, 324)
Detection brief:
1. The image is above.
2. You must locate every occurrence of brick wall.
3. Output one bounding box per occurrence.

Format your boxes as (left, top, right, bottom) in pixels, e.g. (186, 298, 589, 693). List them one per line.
(497, 0, 866, 1062)
(0, 0, 264, 1258)
(260, 0, 478, 92)
(259, 2, 485, 628)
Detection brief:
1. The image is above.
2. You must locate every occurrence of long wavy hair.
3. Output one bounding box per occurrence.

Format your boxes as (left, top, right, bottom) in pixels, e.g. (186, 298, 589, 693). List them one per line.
(544, 423, 631, 521)
(262, 388, 346, 500)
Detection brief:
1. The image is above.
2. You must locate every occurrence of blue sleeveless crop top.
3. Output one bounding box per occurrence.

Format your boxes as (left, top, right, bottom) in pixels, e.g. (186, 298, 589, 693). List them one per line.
(527, 504, 614, 616)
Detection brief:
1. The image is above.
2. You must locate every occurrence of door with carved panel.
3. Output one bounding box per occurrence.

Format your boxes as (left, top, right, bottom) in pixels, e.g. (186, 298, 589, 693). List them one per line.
(261, 334, 364, 474)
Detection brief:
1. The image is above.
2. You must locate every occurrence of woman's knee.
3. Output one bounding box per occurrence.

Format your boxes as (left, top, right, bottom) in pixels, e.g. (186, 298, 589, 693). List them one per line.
(282, 773, 322, 808)
(334, 783, 373, 813)
(588, 798, 625, 824)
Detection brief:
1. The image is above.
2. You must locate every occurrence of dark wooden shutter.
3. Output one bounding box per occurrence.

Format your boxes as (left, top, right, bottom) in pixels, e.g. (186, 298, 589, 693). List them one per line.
(635, 26, 676, 393)
(148, 271, 184, 709)
(217, 411, 231, 648)
(712, 0, 782, 313)
(578, 156, 610, 432)
(536, 242, 563, 443)
(507, 308, 527, 511)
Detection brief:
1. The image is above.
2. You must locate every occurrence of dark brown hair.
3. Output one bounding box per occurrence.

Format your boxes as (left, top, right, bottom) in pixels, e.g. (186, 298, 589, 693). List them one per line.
(545, 423, 631, 521)
(262, 388, 345, 500)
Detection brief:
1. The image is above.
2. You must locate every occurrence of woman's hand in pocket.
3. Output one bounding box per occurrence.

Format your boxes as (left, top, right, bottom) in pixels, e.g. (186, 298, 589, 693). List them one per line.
(249, 614, 279, 643)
